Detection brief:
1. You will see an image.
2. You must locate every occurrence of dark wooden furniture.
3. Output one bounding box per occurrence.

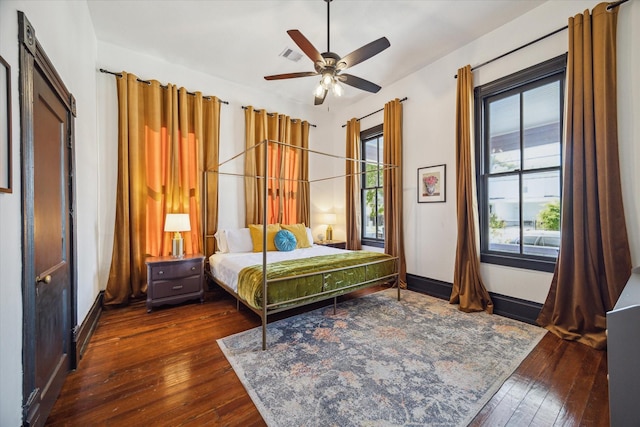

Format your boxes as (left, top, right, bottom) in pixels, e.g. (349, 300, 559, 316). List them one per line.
(145, 254, 205, 312)
(314, 240, 346, 249)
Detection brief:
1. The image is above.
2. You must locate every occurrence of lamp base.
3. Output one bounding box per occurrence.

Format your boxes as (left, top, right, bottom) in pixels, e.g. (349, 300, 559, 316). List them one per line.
(326, 225, 333, 241)
(171, 236, 184, 258)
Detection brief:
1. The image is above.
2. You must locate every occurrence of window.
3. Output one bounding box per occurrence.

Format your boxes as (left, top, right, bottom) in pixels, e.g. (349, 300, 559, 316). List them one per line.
(475, 55, 566, 272)
(361, 124, 384, 247)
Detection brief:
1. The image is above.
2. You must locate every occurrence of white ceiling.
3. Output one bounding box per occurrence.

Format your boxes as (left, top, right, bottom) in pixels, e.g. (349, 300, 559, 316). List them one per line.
(87, 0, 546, 108)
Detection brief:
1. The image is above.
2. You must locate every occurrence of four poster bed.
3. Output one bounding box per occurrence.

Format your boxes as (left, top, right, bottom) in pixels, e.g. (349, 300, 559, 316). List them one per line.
(202, 139, 399, 349)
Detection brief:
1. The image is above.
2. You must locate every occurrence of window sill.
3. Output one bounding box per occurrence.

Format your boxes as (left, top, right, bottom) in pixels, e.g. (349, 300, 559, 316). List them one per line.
(480, 252, 556, 273)
(361, 238, 384, 249)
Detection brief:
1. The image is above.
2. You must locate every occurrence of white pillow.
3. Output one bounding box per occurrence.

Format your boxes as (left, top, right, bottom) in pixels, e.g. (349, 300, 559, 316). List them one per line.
(225, 228, 254, 253)
(306, 227, 314, 246)
(214, 229, 229, 253)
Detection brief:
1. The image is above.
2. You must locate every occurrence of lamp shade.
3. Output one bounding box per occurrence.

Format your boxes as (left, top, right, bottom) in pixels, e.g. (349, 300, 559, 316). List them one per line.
(164, 213, 191, 232)
(324, 213, 337, 225)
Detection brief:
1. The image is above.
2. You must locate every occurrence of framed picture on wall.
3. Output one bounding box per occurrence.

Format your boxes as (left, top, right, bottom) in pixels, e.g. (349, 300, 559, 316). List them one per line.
(0, 54, 11, 193)
(417, 164, 445, 203)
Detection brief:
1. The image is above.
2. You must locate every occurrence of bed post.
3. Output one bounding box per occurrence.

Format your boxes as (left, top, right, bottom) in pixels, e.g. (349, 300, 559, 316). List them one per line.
(261, 139, 269, 351)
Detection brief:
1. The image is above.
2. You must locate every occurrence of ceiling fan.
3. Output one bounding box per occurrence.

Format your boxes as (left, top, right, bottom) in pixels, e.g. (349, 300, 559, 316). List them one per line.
(264, 0, 390, 105)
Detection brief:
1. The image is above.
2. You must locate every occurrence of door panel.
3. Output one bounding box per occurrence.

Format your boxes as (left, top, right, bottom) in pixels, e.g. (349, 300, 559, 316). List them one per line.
(32, 64, 71, 423)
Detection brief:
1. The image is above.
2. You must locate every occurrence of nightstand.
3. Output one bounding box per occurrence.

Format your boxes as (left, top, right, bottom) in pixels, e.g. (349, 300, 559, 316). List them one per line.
(145, 254, 205, 312)
(314, 240, 346, 249)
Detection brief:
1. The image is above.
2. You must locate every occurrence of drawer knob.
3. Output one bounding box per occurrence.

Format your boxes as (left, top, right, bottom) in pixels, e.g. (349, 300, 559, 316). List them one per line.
(172, 285, 183, 290)
(158, 270, 164, 275)
(191, 266, 196, 271)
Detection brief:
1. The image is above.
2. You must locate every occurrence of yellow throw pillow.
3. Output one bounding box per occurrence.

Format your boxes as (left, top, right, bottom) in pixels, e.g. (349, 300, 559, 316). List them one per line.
(280, 223, 311, 248)
(249, 224, 281, 252)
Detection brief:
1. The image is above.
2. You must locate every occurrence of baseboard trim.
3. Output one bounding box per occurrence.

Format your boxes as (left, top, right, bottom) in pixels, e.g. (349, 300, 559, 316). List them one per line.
(74, 290, 103, 365)
(406, 273, 542, 325)
(406, 273, 452, 300)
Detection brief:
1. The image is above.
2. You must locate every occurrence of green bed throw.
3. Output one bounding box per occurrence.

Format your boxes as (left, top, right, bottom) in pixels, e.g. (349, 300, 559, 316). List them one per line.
(237, 251, 397, 310)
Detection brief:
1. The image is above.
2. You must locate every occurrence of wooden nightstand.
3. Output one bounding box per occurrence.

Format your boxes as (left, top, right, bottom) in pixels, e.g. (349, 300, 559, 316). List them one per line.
(314, 240, 346, 249)
(145, 254, 205, 312)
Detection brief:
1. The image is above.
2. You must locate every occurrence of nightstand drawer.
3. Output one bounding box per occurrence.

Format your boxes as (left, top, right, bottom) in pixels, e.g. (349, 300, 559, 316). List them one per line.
(145, 254, 205, 312)
(150, 259, 201, 280)
(152, 276, 202, 299)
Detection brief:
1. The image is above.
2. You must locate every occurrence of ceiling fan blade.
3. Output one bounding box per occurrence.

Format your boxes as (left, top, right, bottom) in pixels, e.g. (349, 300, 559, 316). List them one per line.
(287, 30, 324, 64)
(338, 74, 382, 93)
(337, 37, 390, 70)
(314, 88, 328, 106)
(264, 71, 318, 81)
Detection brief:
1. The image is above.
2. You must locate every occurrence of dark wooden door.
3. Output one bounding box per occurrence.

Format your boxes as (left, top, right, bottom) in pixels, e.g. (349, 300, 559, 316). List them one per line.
(32, 66, 72, 423)
(19, 12, 77, 427)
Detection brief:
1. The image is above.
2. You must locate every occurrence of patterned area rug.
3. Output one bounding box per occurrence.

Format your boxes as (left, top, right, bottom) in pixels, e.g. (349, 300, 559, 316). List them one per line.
(218, 289, 546, 426)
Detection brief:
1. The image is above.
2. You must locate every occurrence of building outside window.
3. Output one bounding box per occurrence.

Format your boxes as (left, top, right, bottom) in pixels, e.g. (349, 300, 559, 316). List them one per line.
(361, 124, 384, 247)
(475, 55, 566, 272)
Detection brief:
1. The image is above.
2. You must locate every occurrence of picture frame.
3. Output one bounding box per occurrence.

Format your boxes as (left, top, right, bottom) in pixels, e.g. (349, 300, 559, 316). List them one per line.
(417, 164, 445, 203)
(0, 54, 11, 193)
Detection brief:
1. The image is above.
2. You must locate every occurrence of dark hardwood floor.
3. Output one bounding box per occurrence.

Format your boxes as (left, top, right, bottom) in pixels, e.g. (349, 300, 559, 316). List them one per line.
(46, 285, 609, 426)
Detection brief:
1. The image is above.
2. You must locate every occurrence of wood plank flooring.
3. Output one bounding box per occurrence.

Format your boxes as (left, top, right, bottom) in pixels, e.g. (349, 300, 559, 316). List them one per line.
(46, 285, 609, 426)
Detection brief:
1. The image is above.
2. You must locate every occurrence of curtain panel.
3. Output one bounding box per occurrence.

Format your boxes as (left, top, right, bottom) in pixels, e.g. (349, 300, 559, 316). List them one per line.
(450, 65, 493, 314)
(537, 3, 631, 349)
(345, 118, 362, 250)
(104, 72, 220, 306)
(244, 107, 310, 226)
(383, 99, 407, 287)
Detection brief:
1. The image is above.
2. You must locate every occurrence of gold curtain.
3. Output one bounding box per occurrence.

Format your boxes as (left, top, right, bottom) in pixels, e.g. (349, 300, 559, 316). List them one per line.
(104, 72, 220, 306)
(450, 65, 493, 314)
(244, 107, 310, 226)
(203, 96, 221, 256)
(383, 99, 407, 287)
(537, 3, 631, 349)
(345, 118, 362, 250)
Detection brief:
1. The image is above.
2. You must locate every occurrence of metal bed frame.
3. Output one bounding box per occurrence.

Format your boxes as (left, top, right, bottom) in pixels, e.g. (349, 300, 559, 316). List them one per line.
(203, 139, 400, 350)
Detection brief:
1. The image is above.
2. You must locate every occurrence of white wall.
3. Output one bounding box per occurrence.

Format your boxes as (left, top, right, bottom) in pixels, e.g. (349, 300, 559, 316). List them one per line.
(0, 1, 98, 425)
(325, 0, 640, 303)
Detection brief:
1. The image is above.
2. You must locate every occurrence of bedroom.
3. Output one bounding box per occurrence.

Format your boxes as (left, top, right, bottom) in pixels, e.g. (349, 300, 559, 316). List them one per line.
(0, 0, 638, 425)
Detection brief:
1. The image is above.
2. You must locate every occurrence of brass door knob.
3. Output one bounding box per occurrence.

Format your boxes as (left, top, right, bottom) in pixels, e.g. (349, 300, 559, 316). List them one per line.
(36, 274, 51, 284)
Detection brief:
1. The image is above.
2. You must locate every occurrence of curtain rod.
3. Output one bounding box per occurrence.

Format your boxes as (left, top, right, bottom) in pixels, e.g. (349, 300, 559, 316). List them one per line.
(453, 0, 629, 79)
(340, 97, 408, 128)
(241, 105, 317, 128)
(99, 68, 229, 104)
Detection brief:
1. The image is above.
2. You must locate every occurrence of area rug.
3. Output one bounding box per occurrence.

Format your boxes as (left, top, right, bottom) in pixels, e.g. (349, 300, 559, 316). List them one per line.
(217, 289, 546, 426)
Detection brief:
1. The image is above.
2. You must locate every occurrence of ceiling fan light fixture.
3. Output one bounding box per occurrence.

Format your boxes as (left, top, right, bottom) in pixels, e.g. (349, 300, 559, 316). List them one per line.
(332, 81, 343, 97)
(314, 82, 325, 97)
(321, 72, 334, 88)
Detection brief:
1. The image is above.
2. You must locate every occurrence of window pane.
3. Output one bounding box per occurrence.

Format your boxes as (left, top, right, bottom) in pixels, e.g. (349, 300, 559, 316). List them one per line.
(364, 139, 380, 187)
(363, 189, 377, 239)
(522, 170, 560, 257)
(377, 188, 384, 239)
(364, 163, 377, 189)
(489, 95, 520, 173)
(487, 175, 519, 253)
(523, 82, 561, 169)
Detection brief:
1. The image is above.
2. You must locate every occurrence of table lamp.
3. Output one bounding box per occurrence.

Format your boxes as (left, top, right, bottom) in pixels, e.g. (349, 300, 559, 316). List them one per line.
(164, 213, 191, 258)
(325, 213, 336, 241)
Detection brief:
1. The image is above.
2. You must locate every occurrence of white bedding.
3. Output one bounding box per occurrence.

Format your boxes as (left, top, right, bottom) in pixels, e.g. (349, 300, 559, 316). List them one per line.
(209, 245, 350, 292)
